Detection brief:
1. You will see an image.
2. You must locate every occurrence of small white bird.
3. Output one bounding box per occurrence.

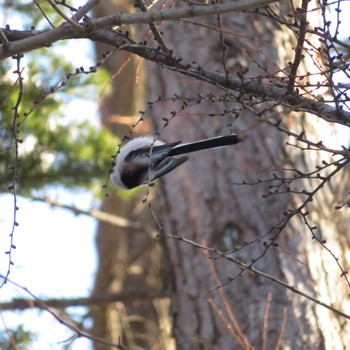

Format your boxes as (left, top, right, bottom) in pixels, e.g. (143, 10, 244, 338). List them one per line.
(111, 134, 242, 190)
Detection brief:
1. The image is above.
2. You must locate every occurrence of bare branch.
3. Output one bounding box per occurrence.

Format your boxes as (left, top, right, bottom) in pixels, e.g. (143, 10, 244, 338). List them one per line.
(0, 289, 163, 311)
(0, 24, 77, 60)
(0, 275, 129, 349)
(1, 27, 348, 125)
(167, 234, 350, 321)
(72, 0, 101, 22)
(0, 1, 348, 125)
(0, 0, 286, 60)
(90, 0, 288, 29)
(30, 196, 146, 230)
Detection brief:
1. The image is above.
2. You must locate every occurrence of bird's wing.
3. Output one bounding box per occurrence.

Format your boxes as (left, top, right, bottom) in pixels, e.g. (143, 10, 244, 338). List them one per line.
(150, 156, 189, 181)
(125, 141, 181, 164)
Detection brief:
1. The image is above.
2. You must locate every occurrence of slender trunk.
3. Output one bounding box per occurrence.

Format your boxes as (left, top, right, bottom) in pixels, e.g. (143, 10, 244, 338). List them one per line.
(91, 2, 162, 349)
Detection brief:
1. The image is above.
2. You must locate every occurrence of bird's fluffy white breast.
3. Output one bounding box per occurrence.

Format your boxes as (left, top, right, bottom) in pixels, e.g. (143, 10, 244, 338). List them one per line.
(111, 137, 165, 189)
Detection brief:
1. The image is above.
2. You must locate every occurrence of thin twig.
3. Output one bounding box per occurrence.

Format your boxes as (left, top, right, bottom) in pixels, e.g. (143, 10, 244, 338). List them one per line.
(0, 55, 23, 289)
(167, 234, 350, 320)
(47, 0, 83, 29)
(275, 307, 287, 350)
(262, 293, 272, 350)
(0, 307, 19, 350)
(135, 0, 170, 53)
(287, 0, 309, 93)
(208, 299, 249, 349)
(33, 0, 55, 28)
(0, 275, 129, 349)
(204, 248, 252, 348)
(215, 0, 229, 81)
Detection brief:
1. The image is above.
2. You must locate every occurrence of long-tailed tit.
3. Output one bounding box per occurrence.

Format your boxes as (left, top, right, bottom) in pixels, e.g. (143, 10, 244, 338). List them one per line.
(111, 134, 242, 190)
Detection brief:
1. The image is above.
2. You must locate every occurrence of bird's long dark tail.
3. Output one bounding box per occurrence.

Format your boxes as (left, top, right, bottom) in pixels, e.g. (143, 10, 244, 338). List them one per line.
(169, 134, 242, 156)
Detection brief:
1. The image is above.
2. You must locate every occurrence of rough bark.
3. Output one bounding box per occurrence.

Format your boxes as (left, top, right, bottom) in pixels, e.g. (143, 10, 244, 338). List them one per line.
(146, 3, 350, 350)
(87, 0, 350, 349)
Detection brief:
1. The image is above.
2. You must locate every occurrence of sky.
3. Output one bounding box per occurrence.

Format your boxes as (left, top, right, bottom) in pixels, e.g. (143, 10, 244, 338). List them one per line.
(1, 1, 350, 349)
(0, 194, 97, 349)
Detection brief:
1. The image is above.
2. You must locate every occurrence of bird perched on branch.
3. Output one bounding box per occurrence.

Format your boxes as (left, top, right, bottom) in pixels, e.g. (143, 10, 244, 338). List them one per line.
(111, 134, 242, 190)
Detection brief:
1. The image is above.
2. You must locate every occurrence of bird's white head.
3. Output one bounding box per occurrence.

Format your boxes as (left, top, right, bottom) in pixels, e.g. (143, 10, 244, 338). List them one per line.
(111, 137, 165, 190)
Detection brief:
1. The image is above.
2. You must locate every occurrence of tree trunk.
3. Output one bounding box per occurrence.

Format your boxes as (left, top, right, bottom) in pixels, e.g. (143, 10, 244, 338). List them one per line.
(89, 1, 350, 349)
(146, 3, 350, 349)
